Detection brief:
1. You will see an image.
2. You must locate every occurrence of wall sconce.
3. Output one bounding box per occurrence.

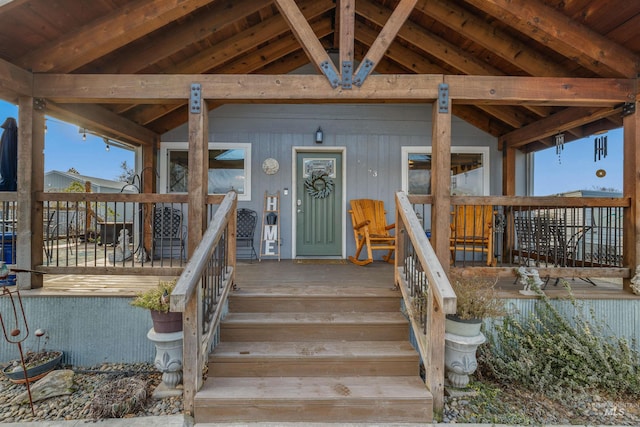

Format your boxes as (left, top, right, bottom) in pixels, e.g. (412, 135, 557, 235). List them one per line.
(315, 127, 323, 144)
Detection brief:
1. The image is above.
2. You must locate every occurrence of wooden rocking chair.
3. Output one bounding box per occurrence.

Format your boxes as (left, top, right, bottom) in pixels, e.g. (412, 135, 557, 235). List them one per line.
(348, 199, 395, 266)
(450, 204, 495, 266)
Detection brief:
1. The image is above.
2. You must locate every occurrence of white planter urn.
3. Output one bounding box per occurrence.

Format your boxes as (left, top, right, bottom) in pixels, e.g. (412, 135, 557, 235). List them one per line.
(444, 331, 486, 388)
(146, 328, 184, 398)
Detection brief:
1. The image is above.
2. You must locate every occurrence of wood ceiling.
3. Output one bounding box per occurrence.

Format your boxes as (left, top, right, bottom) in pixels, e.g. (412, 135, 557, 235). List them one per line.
(0, 0, 638, 153)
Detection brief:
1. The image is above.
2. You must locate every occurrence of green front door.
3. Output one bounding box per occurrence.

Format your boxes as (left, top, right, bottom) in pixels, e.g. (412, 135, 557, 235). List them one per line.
(295, 152, 342, 257)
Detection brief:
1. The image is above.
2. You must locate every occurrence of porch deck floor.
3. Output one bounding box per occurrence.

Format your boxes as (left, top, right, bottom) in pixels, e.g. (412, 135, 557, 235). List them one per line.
(30, 259, 637, 300)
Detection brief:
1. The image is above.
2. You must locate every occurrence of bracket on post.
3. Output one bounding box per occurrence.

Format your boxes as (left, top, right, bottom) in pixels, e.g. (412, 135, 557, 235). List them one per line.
(33, 98, 46, 111)
(622, 102, 636, 117)
(438, 83, 449, 113)
(353, 59, 374, 87)
(190, 83, 202, 114)
(342, 61, 353, 90)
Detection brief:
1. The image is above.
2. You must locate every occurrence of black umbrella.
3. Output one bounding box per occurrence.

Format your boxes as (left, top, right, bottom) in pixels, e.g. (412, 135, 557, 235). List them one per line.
(0, 117, 17, 191)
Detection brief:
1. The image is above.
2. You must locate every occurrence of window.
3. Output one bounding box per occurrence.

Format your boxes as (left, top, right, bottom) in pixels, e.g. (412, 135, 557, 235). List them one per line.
(160, 142, 251, 201)
(401, 146, 489, 196)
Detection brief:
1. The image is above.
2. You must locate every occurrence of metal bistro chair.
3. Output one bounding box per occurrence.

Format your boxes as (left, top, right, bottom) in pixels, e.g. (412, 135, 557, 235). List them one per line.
(153, 206, 186, 260)
(236, 208, 258, 261)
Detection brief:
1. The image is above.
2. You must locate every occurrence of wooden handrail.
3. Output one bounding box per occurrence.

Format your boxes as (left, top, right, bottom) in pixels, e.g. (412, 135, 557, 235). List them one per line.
(168, 191, 237, 416)
(171, 191, 236, 310)
(395, 191, 456, 418)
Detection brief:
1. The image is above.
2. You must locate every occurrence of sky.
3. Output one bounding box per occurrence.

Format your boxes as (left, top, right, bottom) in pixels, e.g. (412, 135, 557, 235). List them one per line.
(0, 100, 624, 193)
(0, 100, 135, 181)
(533, 128, 623, 196)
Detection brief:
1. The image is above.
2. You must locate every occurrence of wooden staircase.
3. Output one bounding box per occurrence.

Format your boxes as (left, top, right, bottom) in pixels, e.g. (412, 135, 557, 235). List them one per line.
(193, 283, 433, 424)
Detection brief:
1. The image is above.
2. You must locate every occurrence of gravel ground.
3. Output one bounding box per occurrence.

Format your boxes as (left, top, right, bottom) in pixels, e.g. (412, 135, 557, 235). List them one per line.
(442, 380, 640, 425)
(0, 363, 638, 425)
(0, 363, 182, 424)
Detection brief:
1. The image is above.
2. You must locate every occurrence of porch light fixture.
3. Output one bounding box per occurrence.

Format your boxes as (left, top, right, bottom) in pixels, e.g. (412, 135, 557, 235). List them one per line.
(315, 127, 323, 144)
(79, 127, 86, 141)
(103, 137, 110, 152)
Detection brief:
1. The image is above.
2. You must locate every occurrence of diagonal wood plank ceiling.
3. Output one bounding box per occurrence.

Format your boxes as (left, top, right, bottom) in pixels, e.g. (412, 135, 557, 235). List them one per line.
(0, 0, 638, 153)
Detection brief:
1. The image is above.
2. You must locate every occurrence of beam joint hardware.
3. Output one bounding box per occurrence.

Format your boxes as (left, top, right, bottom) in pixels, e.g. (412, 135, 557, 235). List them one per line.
(190, 83, 202, 114)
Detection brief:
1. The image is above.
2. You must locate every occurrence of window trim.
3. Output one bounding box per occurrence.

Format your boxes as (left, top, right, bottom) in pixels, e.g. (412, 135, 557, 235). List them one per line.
(159, 142, 252, 201)
(401, 146, 490, 196)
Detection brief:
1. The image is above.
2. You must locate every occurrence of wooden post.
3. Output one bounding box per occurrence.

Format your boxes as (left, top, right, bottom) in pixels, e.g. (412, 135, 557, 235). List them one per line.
(622, 101, 639, 293)
(188, 97, 209, 257)
(430, 91, 452, 274)
(18, 97, 44, 289)
(142, 142, 156, 259)
(502, 146, 516, 263)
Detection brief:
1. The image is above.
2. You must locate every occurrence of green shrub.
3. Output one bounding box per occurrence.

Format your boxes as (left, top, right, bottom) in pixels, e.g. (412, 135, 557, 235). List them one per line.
(479, 281, 640, 399)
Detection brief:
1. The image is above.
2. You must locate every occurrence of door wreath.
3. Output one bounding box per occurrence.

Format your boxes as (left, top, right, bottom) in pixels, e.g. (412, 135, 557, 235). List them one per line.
(304, 171, 334, 199)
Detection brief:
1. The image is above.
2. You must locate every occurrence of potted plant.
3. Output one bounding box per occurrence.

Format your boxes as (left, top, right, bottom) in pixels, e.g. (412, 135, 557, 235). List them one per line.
(130, 279, 182, 333)
(446, 275, 506, 336)
(444, 275, 505, 388)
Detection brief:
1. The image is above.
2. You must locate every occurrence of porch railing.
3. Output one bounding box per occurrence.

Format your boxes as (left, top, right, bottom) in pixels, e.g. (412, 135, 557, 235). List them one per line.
(36, 192, 190, 274)
(410, 195, 630, 280)
(170, 191, 237, 416)
(395, 192, 456, 417)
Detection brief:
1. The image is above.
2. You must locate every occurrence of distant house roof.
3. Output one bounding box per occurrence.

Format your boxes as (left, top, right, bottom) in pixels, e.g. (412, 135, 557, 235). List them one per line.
(45, 170, 137, 193)
(556, 190, 623, 198)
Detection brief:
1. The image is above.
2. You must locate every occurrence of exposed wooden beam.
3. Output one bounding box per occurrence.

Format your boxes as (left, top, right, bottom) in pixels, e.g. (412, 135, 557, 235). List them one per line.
(129, 14, 333, 126)
(34, 74, 634, 105)
(415, 0, 571, 77)
(17, 0, 217, 73)
(358, 0, 555, 119)
(446, 75, 634, 106)
(275, 0, 339, 87)
(464, 0, 640, 78)
(45, 102, 158, 147)
(499, 106, 623, 149)
(355, 21, 534, 130)
(0, 57, 31, 103)
(98, 0, 272, 74)
(160, 0, 330, 76)
(354, 0, 418, 86)
(146, 50, 313, 133)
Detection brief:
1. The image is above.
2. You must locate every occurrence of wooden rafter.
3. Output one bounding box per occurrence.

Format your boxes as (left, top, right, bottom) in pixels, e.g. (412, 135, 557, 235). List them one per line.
(353, 0, 417, 86)
(464, 0, 640, 78)
(355, 21, 537, 130)
(126, 9, 333, 126)
(275, 0, 340, 87)
(46, 102, 158, 147)
(17, 0, 218, 73)
(499, 106, 624, 149)
(415, 0, 571, 77)
(96, 0, 272, 75)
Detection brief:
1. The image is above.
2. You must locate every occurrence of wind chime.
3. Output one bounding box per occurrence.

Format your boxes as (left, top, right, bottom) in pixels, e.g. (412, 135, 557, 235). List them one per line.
(555, 132, 564, 163)
(594, 133, 607, 161)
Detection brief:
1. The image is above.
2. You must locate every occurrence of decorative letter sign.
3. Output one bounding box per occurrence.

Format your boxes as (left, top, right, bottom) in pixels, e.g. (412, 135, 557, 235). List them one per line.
(260, 191, 280, 260)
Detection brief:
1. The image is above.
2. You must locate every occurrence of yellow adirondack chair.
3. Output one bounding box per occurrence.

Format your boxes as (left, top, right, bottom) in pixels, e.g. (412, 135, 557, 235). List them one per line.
(450, 205, 495, 266)
(348, 199, 395, 266)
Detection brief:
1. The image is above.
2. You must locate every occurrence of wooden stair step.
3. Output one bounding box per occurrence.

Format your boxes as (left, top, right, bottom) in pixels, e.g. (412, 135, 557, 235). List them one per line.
(220, 312, 408, 341)
(229, 289, 401, 313)
(209, 341, 419, 377)
(194, 376, 432, 423)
